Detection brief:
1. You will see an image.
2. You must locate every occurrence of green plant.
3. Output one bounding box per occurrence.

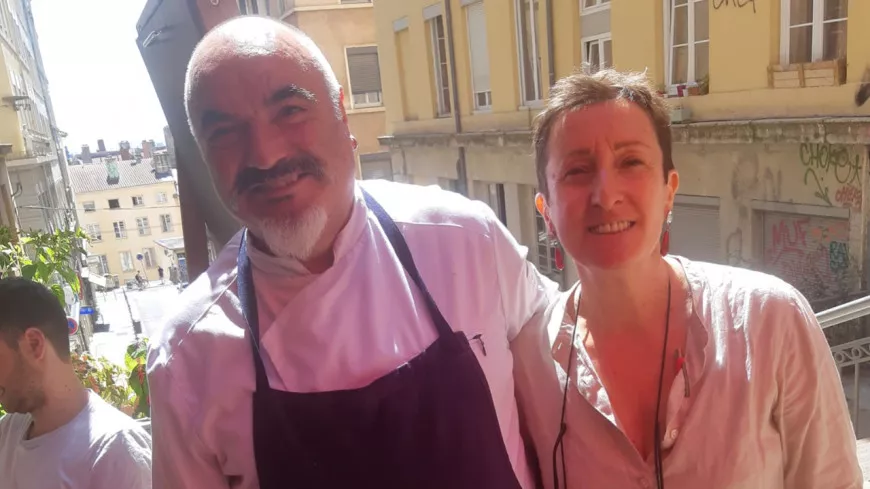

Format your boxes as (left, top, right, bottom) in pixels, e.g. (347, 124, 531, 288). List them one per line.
(125, 337, 150, 419)
(0, 227, 88, 306)
(72, 352, 135, 414)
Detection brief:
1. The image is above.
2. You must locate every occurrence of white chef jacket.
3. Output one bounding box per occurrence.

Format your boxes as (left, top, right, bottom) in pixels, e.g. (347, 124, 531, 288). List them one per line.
(512, 257, 863, 489)
(147, 180, 558, 489)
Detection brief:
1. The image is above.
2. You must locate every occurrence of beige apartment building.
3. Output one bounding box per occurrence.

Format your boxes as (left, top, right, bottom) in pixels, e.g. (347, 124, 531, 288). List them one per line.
(374, 0, 870, 305)
(70, 157, 182, 285)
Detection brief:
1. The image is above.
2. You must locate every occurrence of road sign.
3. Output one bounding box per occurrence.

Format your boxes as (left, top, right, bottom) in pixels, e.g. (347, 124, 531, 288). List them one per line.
(67, 317, 79, 336)
(136, 253, 144, 261)
(80, 306, 95, 315)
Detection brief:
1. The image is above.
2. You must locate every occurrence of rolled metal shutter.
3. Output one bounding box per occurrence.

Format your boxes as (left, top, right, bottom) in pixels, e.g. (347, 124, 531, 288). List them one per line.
(670, 203, 722, 263)
(762, 212, 852, 301)
(346, 46, 382, 95)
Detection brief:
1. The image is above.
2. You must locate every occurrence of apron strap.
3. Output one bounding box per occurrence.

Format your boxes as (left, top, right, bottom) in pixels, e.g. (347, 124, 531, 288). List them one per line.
(237, 231, 271, 391)
(361, 189, 453, 338)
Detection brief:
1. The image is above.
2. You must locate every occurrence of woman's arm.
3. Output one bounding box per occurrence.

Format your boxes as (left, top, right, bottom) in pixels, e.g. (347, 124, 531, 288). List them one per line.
(777, 291, 863, 489)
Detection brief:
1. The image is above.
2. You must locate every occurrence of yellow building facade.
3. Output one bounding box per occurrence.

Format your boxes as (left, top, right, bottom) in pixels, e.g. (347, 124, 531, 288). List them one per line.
(273, 0, 391, 179)
(374, 0, 870, 302)
(70, 158, 183, 285)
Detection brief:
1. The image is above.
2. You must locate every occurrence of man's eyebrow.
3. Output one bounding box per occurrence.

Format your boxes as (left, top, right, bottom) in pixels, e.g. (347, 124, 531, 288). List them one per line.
(200, 110, 236, 132)
(266, 84, 316, 105)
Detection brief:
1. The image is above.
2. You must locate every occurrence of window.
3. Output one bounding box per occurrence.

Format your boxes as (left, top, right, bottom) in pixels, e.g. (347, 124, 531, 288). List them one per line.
(119, 251, 134, 272)
(667, 0, 709, 86)
(82, 201, 96, 213)
(160, 214, 173, 233)
(583, 35, 613, 73)
(108, 199, 120, 209)
(113, 221, 127, 239)
(466, 2, 492, 110)
(346, 46, 383, 109)
(782, 0, 847, 64)
(582, 0, 610, 11)
(429, 15, 452, 116)
(87, 255, 109, 275)
(516, 0, 543, 104)
(132, 195, 144, 207)
(136, 217, 151, 236)
(156, 192, 168, 204)
(85, 223, 102, 242)
(535, 210, 564, 286)
(142, 247, 156, 269)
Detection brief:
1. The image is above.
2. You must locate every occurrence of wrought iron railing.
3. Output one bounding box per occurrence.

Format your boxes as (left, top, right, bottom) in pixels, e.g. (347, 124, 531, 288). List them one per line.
(820, 296, 870, 438)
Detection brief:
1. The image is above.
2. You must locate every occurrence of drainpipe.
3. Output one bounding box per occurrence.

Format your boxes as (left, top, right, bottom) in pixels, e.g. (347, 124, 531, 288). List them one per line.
(545, 0, 556, 87)
(443, 0, 469, 196)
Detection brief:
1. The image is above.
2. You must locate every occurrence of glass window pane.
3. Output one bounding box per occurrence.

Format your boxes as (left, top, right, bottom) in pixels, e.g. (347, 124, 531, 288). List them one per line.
(824, 0, 847, 20)
(674, 0, 687, 5)
(602, 40, 612, 69)
(673, 5, 689, 46)
(694, 0, 709, 42)
(694, 41, 709, 81)
(789, 25, 813, 63)
(584, 0, 596, 6)
(823, 21, 848, 60)
(672, 45, 688, 84)
(790, 0, 813, 25)
(587, 40, 600, 70)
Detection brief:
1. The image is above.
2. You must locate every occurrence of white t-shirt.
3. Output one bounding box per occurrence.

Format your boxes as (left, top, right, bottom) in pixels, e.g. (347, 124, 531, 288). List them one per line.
(0, 390, 152, 489)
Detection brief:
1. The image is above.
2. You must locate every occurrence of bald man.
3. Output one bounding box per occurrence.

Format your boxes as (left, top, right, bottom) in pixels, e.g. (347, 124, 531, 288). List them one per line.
(146, 17, 557, 489)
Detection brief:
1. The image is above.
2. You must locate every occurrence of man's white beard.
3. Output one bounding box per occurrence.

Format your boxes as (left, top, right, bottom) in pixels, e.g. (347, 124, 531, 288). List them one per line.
(249, 206, 328, 260)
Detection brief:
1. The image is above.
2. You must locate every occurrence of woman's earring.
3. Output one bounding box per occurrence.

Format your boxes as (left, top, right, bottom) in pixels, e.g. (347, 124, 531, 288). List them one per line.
(555, 246, 565, 271)
(661, 211, 673, 256)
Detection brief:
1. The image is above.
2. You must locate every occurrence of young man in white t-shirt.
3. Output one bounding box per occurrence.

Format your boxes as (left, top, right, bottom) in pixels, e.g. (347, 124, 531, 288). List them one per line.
(0, 278, 152, 488)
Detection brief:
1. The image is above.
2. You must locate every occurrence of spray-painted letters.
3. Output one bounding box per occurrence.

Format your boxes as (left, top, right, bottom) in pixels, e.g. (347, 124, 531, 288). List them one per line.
(800, 143, 862, 208)
(713, 0, 757, 13)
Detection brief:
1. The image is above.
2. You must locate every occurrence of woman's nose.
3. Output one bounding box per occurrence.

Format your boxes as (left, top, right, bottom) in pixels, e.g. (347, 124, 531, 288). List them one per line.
(591, 168, 622, 210)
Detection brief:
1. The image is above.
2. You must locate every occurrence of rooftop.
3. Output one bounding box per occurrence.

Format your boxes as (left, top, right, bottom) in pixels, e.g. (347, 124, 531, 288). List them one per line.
(69, 158, 174, 194)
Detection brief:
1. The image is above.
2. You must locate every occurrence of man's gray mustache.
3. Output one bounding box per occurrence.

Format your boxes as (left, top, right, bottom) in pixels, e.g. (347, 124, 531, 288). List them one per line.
(233, 157, 326, 194)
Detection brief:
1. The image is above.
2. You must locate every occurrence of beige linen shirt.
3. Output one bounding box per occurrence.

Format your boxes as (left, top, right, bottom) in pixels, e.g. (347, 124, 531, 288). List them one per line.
(512, 258, 863, 489)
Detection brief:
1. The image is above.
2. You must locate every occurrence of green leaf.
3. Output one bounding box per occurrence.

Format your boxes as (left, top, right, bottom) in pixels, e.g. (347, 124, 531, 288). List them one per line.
(20, 263, 36, 280)
(50, 283, 65, 307)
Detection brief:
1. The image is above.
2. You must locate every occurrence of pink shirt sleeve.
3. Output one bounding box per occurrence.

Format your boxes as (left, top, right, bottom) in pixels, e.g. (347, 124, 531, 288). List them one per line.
(776, 291, 863, 489)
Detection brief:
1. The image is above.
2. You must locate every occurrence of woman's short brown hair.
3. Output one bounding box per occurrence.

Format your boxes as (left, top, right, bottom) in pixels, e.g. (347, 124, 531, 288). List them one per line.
(532, 69, 675, 199)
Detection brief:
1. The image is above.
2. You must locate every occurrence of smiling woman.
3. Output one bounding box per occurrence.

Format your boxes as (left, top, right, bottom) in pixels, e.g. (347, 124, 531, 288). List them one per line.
(511, 69, 862, 489)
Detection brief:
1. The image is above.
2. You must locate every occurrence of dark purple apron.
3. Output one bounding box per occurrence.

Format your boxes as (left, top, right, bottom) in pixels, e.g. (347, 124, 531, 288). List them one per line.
(236, 190, 524, 489)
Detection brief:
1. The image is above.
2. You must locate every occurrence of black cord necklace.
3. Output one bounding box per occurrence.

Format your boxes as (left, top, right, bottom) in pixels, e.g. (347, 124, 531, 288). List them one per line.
(552, 275, 673, 489)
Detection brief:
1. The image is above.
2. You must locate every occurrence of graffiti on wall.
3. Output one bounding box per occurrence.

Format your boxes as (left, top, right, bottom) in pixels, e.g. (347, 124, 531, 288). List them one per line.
(800, 143, 862, 209)
(713, 0, 757, 13)
(763, 214, 852, 300)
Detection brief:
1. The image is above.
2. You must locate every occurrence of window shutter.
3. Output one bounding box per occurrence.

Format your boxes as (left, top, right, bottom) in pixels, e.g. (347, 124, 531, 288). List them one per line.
(466, 2, 490, 93)
(346, 46, 382, 95)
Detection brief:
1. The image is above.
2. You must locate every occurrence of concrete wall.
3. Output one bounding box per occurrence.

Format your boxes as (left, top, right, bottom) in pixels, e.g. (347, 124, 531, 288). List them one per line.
(75, 181, 182, 283)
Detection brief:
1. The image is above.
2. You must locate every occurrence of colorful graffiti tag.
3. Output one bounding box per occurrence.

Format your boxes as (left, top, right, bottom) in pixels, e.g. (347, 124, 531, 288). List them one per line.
(763, 213, 852, 301)
(800, 143, 862, 208)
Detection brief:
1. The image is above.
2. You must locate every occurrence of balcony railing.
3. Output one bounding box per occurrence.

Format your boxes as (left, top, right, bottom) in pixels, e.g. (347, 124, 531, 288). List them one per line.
(6, 149, 53, 161)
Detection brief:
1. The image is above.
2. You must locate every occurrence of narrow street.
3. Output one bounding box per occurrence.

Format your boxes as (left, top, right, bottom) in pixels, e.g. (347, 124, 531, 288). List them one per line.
(89, 282, 181, 365)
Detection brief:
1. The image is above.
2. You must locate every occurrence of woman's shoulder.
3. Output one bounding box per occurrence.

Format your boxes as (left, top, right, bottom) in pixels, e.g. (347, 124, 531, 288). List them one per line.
(683, 258, 805, 311)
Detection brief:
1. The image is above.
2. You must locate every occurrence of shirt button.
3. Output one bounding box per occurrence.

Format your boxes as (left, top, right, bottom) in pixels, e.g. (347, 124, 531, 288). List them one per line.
(670, 428, 679, 440)
(639, 478, 651, 488)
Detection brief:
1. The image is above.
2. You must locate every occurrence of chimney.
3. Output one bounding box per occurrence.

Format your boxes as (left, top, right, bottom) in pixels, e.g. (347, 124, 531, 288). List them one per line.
(141, 139, 153, 159)
(81, 144, 92, 164)
(119, 140, 132, 161)
(97, 139, 106, 153)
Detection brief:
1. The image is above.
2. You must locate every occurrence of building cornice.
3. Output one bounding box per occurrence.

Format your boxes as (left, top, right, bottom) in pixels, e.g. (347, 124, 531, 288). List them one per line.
(281, 2, 372, 19)
(379, 117, 870, 149)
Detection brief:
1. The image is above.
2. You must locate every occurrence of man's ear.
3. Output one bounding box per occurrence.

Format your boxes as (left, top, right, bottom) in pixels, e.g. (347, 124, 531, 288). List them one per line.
(20, 328, 47, 362)
(338, 87, 348, 124)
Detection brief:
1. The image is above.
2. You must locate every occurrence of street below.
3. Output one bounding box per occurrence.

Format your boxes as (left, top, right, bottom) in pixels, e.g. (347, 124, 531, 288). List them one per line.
(89, 282, 181, 365)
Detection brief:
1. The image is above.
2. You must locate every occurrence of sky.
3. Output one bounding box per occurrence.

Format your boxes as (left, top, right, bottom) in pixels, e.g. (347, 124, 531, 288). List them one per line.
(31, 0, 167, 154)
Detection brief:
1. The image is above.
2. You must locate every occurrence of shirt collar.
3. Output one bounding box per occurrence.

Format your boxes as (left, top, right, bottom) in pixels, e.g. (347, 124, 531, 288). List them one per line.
(246, 184, 367, 277)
